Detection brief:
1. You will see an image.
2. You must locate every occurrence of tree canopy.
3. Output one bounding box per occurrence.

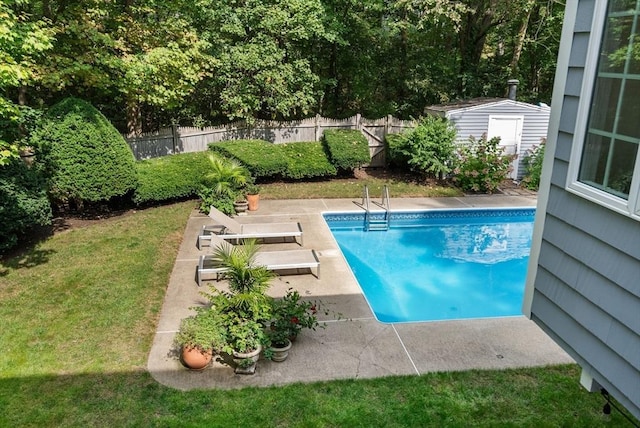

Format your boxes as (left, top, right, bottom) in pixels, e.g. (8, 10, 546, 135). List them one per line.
(0, 0, 565, 140)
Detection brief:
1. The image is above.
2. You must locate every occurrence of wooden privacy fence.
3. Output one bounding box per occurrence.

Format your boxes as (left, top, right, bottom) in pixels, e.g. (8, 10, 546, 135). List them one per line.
(125, 114, 415, 167)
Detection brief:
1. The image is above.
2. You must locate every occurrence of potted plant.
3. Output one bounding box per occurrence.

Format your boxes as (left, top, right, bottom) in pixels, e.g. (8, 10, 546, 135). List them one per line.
(174, 308, 225, 370)
(245, 182, 260, 211)
(220, 313, 267, 374)
(271, 288, 323, 342)
(199, 153, 250, 216)
(206, 239, 275, 374)
(264, 317, 293, 362)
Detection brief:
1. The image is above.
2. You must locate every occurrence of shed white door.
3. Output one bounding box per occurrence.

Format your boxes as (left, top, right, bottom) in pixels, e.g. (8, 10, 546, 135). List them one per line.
(487, 115, 523, 179)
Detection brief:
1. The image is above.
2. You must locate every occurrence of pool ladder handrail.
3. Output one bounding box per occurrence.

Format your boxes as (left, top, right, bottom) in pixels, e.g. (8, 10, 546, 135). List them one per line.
(360, 185, 390, 231)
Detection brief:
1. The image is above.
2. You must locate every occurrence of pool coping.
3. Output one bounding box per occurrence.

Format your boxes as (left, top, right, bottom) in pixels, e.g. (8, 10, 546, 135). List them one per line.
(147, 194, 574, 390)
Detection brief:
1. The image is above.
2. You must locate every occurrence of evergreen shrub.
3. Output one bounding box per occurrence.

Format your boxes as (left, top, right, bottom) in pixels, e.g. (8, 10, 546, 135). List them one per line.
(322, 129, 370, 171)
(0, 159, 52, 254)
(30, 98, 137, 210)
(210, 140, 287, 178)
(134, 152, 211, 205)
(280, 142, 336, 179)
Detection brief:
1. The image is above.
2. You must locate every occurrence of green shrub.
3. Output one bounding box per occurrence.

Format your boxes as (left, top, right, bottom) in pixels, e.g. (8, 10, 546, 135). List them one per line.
(280, 142, 337, 179)
(452, 136, 517, 193)
(30, 97, 137, 210)
(210, 139, 337, 181)
(134, 152, 211, 205)
(385, 133, 410, 169)
(397, 116, 458, 179)
(0, 159, 52, 254)
(322, 129, 370, 171)
(210, 140, 287, 179)
(521, 139, 545, 190)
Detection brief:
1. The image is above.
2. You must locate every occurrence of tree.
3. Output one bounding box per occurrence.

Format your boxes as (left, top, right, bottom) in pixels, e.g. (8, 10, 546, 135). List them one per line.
(0, 0, 53, 160)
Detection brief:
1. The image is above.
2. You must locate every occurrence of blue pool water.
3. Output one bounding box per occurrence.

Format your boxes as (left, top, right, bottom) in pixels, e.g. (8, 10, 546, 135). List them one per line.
(324, 208, 535, 323)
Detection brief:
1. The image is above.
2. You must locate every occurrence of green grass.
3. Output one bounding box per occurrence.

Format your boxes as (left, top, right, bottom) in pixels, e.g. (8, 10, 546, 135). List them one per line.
(0, 200, 636, 427)
(259, 175, 461, 199)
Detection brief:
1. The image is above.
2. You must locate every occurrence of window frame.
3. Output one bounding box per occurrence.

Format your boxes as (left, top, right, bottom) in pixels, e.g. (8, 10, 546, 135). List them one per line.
(567, 0, 640, 219)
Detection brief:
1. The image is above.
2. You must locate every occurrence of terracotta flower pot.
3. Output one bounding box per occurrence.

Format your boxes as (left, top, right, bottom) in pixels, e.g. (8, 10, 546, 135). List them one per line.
(181, 345, 213, 370)
(247, 193, 259, 211)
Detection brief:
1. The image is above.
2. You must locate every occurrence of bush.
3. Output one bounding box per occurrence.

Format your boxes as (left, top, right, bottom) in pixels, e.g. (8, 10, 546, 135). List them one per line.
(322, 129, 370, 171)
(385, 133, 410, 169)
(210, 140, 287, 179)
(280, 142, 336, 179)
(521, 139, 545, 190)
(30, 97, 137, 210)
(134, 152, 211, 205)
(209, 139, 337, 180)
(452, 136, 517, 194)
(396, 116, 458, 179)
(0, 159, 52, 254)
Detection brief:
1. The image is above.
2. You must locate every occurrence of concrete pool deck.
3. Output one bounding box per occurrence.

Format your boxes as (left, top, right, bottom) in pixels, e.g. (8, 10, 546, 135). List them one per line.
(147, 194, 574, 390)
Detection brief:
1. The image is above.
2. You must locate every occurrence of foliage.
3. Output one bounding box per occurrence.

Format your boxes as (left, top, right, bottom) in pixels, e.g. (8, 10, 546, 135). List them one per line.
(197, 153, 250, 214)
(452, 136, 516, 193)
(322, 129, 370, 171)
(210, 140, 288, 178)
(279, 142, 337, 179)
(193, 0, 330, 122)
(174, 308, 225, 353)
(0, 1, 53, 146)
(0, 158, 52, 254)
(269, 288, 323, 346)
(521, 139, 545, 190)
(30, 97, 138, 210)
(205, 239, 274, 355)
(210, 140, 338, 181)
(133, 152, 211, 205)
(385, 133, 410, 169)
(396, 116, 458, 179)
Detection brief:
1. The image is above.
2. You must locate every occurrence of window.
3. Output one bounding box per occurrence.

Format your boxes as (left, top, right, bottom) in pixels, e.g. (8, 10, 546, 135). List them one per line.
(569, 0, 640, 217)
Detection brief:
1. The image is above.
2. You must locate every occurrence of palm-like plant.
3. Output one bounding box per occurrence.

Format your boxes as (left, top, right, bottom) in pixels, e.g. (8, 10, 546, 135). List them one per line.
(204, 153, 250, 199)
(199, 154, 251, 215)
(210, 239, 274, 321)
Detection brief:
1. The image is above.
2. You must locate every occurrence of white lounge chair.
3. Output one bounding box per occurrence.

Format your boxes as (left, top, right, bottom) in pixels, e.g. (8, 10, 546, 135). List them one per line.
(196, 236, 320, 286)
(197, 206, 303, 249)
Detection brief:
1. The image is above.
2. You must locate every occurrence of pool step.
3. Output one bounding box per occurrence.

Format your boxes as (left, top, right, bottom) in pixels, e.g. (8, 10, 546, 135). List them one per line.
(366, 217, 389, 231)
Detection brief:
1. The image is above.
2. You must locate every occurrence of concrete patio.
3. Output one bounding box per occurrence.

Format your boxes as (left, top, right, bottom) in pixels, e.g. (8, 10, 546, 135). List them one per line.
(147, 194, 573, 390)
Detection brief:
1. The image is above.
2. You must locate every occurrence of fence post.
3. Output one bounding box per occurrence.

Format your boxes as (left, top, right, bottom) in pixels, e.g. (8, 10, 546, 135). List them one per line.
(315, 114, 321, 141)
(172, 124, 179, 154)
(356, 113, 361, 131)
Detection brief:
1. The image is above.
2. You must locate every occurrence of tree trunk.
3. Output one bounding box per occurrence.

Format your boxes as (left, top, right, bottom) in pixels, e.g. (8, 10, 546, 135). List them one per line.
(509, 1, 535, 78)
(126, 98, 142, 137)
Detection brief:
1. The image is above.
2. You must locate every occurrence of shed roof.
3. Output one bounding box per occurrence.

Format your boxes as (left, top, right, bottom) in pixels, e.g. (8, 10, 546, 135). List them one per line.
(425, 98, 550, 115)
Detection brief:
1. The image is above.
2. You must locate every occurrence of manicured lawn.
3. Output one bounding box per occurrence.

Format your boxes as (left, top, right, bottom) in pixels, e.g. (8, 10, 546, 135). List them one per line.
(0, 200, 635, 426)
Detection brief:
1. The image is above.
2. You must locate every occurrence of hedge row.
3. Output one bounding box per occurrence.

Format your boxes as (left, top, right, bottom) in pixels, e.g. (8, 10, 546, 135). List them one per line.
(133, 152, 212, 205)
(210, 138, 345, 180)
(322, 129, 370, 171)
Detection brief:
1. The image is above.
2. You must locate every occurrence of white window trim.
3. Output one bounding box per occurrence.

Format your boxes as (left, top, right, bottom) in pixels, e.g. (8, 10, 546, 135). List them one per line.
(566, 0, 640, 219)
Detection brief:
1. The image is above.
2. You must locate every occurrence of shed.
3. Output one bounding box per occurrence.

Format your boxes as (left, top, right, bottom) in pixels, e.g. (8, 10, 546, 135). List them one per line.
(425, 96, 550, 180)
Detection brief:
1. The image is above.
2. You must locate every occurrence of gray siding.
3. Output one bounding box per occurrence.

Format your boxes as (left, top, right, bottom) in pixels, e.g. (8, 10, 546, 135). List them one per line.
(444, 100, 550, 180)
(530, 0, 640, 419)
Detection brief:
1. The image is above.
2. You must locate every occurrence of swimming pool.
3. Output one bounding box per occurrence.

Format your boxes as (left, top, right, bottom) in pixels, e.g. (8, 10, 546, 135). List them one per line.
(324, 208, 535, 323)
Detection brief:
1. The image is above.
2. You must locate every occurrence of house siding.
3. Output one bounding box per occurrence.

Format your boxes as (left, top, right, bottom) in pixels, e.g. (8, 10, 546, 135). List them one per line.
(528, 0, 640, 419)
(443, 101, 550, 180)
